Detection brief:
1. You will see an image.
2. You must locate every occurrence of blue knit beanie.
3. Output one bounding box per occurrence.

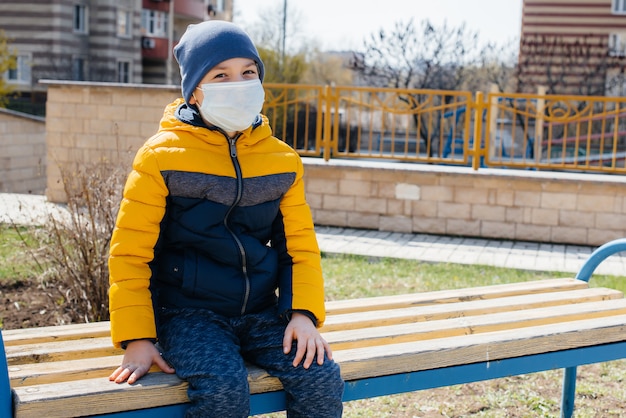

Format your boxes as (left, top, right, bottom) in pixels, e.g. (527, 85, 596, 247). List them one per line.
(174, 20, 265, 104)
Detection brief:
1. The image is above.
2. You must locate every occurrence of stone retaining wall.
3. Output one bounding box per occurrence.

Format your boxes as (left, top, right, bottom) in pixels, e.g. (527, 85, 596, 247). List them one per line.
(0, 108, 46, 194)
(305, 159, 626, 246)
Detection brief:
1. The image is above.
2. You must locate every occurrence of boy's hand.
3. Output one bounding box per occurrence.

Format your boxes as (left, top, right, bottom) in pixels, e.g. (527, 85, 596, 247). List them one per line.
(109, 339, 175, 384)
(283, 312, 333, 369)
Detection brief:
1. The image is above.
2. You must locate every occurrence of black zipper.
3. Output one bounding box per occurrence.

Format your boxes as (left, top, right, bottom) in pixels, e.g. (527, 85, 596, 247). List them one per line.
(223, 133, 251, 315)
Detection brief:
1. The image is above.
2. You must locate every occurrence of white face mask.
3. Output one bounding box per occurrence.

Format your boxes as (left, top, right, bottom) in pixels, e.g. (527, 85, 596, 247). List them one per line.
(195, 79, 265, 133)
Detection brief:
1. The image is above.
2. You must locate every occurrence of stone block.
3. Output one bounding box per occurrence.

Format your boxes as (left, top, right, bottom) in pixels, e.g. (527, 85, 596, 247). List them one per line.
(437, 202, 471, 220)
(551, 227, 588, 245)
(541, 192, 577, 210)
(495, 189, 514, 206)
(515, 224, 549, 242)
(305, 192, 323, 209)
(447, 219, 481, 237)
(514, 190, 541, 207)
(588, 228, 626, 246)
(560, 210, 595, 228)
(412, 217, 446, 235)
(380, 215, 412, 233)
(577, 195, 616, 212)
(355, 196, 387, 214)
(395, 183, 420, 200)
(339, 179, 371, 196)
(531, 208, 559, 226)
(307, 178, 338, 194)
(472, 204, 506, 222)
(421, 185, 454, 202)
(323, 195, 355, 211)
(348, 213, 380, 229)
(314, 209, 347, 227)
(595, 212, 626, 230)
(411, 200, 438, 218)
(454, 187, 488, 205)
(481, 220, 516, 240)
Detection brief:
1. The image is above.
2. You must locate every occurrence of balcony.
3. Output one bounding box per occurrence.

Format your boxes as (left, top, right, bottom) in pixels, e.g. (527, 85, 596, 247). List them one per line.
(141, 36, 169, 60)
(142, 0, 205, 19)
(174, 0, 205, 19)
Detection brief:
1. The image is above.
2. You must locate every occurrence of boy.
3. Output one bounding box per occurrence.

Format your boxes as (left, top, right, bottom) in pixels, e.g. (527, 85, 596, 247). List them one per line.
(108, 20, 344, 417)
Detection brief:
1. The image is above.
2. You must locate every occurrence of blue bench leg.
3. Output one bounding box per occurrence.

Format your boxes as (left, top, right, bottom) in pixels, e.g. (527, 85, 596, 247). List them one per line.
(575, 238, 626, 282)
(561, 366, 576, 418)
(562, 238, 626, 417)
(0, 329, 12, 418)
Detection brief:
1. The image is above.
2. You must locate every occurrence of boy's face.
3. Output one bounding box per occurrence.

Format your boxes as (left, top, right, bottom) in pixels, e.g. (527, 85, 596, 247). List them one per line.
(190, 58, 259, 106)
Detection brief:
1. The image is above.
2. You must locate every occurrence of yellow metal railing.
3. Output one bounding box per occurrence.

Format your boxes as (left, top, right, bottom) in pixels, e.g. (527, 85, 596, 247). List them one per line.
(485, 92, 626, 173)
(263, 83, 626, 174)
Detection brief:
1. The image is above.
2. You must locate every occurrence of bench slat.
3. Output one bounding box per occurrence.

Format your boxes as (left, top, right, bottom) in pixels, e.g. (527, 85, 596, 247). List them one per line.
(2, 322, 111, 346)
(12, 365, 284, 418)
(6, 337, 119, 366)
(324, 298, 626, 350)
(335, 314, 626, 381)
(13, 373, 190, 418)
(322, 287, 622, 331)
(324, 278, 589, 314)
(9, 355, 123, 387)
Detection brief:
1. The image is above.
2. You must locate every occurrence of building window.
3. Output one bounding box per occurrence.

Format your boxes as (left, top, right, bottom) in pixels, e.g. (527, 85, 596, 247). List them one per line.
(118, 60, 131, 83)
(6, 55, 31, 85)
(609, 33, 626, 56)
(117, 8, 132, 38)
(73, 4, 89, 34)
(215, 0, 225, 12)
(141, 9, 168, 37)
(613, 0, 626, 14)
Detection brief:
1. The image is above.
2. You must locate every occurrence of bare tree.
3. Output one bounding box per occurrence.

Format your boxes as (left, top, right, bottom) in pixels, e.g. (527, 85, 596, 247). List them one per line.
(350, 19, 481, 91)
(349, 19, 483, 155)
(471, 39, 519, 93)
(246, 1, 307, 75)
(303, 50, 354, 86)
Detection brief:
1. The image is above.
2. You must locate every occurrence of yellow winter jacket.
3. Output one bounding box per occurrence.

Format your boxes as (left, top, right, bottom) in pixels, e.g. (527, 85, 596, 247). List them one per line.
(108, 99, 324, 347)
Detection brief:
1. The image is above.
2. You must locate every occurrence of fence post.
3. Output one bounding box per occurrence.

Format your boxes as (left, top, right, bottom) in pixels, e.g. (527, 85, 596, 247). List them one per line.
(322, 85, 333, 161)
(534, 86, 546, 162)
(472, 92, 485, 170)
(487, 85, 500, 164)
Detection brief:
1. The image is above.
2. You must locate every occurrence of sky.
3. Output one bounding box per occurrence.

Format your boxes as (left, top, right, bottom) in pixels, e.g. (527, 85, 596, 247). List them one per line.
(232, 0, 523, 51)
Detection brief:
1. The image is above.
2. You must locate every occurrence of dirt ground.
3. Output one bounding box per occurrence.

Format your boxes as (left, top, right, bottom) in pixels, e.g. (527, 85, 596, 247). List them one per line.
(0, 278, 74, 329)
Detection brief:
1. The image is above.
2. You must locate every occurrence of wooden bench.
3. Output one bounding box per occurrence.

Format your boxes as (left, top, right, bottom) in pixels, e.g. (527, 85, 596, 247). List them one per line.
(2, 238, 626, 418)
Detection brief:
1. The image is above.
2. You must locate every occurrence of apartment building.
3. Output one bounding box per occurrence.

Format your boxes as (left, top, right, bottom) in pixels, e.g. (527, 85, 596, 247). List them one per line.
(519, 0, 626, 95)
(0, 0, 233, 115)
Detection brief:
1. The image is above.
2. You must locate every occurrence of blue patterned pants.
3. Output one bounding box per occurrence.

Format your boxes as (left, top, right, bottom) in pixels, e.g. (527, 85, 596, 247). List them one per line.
(157, 306, 344, 417)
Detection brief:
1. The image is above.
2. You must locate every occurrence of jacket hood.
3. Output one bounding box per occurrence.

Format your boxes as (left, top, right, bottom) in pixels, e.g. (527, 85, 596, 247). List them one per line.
(157, 98, 272, 146)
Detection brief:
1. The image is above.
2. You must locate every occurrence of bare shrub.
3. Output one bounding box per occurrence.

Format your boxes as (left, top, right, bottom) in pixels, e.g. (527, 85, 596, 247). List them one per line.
(20, 161, 126, 323)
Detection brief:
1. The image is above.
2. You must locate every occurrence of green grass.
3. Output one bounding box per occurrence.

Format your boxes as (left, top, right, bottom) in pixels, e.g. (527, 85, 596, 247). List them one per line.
(3, 224, 623, 292)
(320, 252, 626, 299)
(0, 224, 38, 282)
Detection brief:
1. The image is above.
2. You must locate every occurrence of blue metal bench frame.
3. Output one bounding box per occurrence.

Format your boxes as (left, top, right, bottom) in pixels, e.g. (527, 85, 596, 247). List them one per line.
(2, 238, 626, 418)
